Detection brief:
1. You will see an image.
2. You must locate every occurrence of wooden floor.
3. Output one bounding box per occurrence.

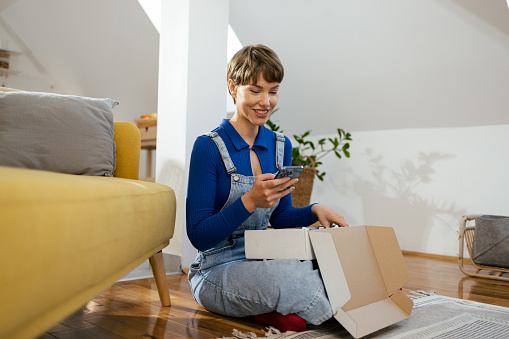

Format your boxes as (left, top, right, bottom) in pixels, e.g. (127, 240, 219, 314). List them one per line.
(40, 254, 509, 339)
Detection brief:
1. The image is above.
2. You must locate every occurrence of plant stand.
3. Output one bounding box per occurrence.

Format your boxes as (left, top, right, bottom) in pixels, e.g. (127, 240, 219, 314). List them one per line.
(291, 157, 316, 207)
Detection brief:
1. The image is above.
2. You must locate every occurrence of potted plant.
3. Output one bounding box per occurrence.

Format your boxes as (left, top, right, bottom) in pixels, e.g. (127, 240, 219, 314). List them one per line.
(266, 109, 352, 207)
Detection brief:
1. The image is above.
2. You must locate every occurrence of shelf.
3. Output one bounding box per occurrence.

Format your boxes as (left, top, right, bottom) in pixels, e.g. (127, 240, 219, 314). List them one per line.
(0, 49, 21, 77)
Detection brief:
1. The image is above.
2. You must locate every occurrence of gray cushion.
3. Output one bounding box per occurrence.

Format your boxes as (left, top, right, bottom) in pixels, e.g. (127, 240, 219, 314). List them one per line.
(0, 91, 118, 176)
(472, 215, 509, 268)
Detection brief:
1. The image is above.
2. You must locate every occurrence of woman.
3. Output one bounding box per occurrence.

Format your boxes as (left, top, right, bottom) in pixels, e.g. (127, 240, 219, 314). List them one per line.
(186, 44, 348, 332)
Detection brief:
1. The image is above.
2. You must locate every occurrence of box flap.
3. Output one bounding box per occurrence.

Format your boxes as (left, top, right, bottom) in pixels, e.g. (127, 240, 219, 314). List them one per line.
(341, 291, 413, 338)
(365, 226, 410, 295)
(390, 290, 414, 315)
(320, 226, 387, 312)
(308, 231, 351, 312)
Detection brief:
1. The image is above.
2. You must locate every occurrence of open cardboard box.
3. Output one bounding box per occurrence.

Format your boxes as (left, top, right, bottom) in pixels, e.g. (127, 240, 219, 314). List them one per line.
(245, 226, 413, 338)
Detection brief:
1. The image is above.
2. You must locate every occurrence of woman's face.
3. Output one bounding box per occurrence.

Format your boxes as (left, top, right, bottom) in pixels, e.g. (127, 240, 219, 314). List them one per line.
(229, 72, 280, 128)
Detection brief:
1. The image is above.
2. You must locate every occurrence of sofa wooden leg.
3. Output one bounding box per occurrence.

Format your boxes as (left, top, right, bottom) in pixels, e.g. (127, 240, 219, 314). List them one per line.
(149, 251, 171, 306)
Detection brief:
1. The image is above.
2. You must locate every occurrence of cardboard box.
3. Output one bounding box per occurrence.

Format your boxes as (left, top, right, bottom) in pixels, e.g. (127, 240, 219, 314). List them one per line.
(244, 226, 413, 338)
(245, 228, 315, 260)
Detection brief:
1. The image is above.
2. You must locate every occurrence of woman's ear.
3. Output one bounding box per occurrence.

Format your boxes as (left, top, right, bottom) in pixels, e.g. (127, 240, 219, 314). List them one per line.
(228, 79, 237, 98)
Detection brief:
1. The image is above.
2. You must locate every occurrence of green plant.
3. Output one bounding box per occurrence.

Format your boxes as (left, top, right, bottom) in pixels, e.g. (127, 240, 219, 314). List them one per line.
(266, 109, 352, 181)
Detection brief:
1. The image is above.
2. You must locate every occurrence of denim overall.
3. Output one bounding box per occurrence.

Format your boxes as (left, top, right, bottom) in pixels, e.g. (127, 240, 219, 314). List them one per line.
(188, 132, 332, 325)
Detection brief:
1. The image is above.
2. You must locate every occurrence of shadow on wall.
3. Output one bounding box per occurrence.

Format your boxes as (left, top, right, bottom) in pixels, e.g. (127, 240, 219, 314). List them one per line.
(328, 148, 466, 252)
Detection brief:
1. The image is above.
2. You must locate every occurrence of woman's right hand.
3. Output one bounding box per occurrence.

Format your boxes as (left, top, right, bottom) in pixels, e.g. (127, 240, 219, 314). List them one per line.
(241, 173, 297, 213)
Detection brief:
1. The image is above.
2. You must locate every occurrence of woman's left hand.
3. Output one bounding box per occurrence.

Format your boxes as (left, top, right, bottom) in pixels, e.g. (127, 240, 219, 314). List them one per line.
(311, 204, 349, 228)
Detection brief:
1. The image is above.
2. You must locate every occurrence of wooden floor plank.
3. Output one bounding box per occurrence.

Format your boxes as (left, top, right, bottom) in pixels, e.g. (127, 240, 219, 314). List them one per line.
(39, 254, 509, 339)
(402, 253, 509, 307)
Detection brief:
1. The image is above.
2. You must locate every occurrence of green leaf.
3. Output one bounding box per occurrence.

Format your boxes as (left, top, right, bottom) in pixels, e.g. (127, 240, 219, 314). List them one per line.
(292, 148, 300, 164)
(316, 171, 325, 181)
(343, 143, 350, 151)
(344, 150, 350, 158)
(334, 151, 342, 159)
(267, 122, 280, 132)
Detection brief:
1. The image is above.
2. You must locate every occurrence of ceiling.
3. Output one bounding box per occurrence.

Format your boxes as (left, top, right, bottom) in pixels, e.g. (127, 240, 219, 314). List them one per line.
(230, 0, 509, 136)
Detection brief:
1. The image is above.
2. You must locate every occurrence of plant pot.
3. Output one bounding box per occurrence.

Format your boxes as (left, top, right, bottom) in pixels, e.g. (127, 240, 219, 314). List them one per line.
(291, 166, 316, 207)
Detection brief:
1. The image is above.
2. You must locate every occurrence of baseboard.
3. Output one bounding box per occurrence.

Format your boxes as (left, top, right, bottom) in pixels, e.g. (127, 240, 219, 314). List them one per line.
(118, 253, 182, 281)
(402, 250, 472, 264)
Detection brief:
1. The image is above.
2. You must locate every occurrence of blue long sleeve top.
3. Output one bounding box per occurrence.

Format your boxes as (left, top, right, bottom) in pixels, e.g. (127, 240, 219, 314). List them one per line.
(186, 119, 318, 252)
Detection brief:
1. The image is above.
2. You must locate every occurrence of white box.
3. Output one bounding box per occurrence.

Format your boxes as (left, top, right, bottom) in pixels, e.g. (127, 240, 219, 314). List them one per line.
(245, 228, 315, 260)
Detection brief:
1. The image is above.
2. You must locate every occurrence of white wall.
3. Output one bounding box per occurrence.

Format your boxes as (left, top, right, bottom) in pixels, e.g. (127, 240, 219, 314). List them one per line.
(157, 0, 229, 267)
(309, 124, 509, 257)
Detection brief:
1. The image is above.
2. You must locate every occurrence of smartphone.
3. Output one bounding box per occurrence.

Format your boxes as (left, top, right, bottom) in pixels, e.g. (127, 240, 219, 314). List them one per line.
(274, 166, 304, 179)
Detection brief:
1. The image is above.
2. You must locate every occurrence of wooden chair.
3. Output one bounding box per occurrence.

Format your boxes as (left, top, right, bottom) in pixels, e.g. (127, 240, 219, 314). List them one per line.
(458, 214, 509, 282)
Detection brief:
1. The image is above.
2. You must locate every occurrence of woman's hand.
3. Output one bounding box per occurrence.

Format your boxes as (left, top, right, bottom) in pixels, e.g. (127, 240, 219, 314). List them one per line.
(241, 173, 298, 213)
(311, 204, 349, 228)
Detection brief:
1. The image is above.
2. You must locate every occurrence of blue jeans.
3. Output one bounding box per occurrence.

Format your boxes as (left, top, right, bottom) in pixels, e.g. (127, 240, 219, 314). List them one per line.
(189, 237, 332, 325)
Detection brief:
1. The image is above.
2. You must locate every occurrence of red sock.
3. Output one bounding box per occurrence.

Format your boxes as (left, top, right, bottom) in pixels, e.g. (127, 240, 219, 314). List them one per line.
(254, 311, 306, 332)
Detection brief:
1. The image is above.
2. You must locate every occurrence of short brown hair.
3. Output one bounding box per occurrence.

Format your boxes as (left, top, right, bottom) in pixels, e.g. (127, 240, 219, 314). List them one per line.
(227, 44, 284, 102)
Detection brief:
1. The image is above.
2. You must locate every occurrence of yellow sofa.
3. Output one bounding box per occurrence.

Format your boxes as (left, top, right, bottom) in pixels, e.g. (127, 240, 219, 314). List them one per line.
(0, 89, 177, 339)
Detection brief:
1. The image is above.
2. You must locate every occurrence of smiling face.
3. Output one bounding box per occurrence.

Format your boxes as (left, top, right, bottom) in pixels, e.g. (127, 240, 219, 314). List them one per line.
(229, 72, 280, 128)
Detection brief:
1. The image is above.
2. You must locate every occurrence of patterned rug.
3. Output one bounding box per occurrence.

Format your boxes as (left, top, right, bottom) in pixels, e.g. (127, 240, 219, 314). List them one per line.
(221, 291, 509, 339)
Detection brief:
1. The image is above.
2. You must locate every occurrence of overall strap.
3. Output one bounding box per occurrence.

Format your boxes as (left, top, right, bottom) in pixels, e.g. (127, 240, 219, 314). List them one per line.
(204, 132, 237, 175)
(275, 132, 286, 170)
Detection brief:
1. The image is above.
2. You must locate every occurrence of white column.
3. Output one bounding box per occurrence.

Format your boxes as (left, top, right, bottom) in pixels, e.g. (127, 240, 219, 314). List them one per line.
(156, 0, 229, 268)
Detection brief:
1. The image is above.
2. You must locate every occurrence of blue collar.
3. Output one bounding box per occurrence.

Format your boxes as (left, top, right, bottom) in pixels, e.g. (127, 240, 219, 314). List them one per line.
(220, 119, 270, 151)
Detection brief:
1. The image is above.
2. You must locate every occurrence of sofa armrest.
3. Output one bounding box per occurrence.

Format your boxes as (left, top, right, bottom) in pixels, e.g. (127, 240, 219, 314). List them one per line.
(113, 122, 141, 180)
